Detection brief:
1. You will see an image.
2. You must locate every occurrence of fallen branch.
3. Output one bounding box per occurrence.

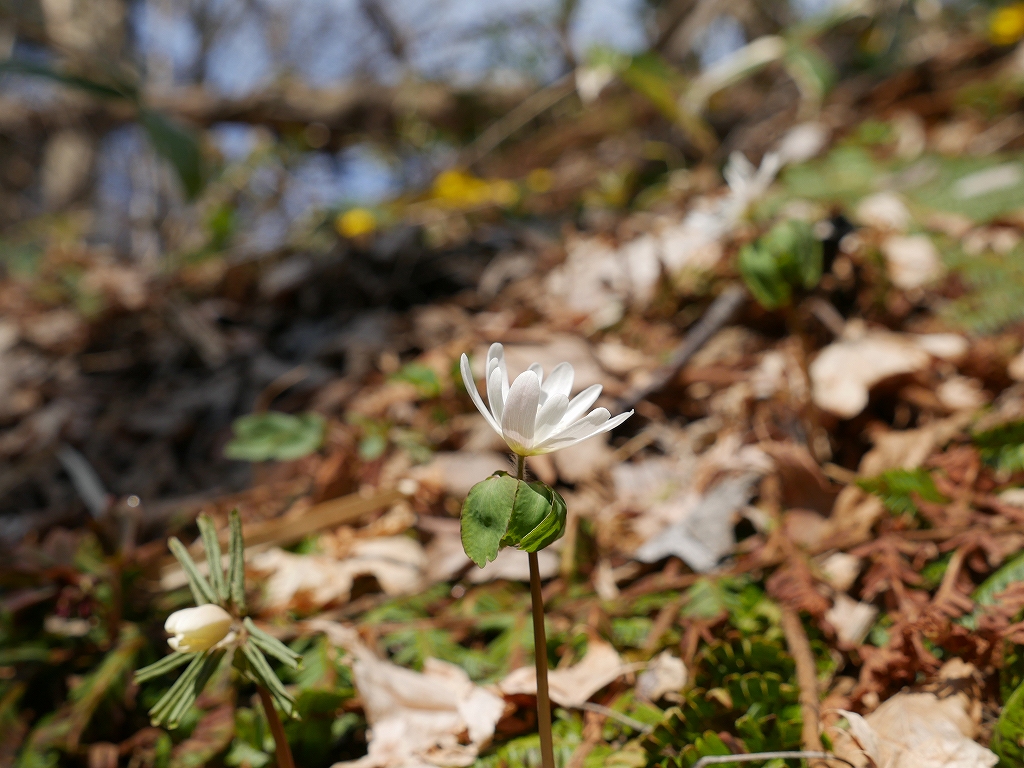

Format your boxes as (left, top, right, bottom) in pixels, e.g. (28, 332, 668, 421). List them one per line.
(617, 284, 747, 412)
(692, 752, 854, 768)
(780, 607, 826, 765)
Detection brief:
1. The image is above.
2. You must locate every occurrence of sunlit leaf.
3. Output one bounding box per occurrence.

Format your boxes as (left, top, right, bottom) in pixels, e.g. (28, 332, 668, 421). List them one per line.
(225, 412, 326, 462)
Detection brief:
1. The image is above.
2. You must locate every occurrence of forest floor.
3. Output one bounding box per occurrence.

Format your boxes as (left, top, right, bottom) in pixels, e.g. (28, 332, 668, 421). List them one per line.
(8, 11, 1024, 768)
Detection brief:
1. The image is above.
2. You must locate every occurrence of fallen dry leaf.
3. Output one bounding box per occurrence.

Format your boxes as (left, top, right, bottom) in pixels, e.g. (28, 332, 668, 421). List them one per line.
(633, 473, 761, 572)
(636, 651, 688, 702)
(467, 547, 559, 584)
(825, 594, 878, 647)
(834, 690, 996, 768)
(856, 192, 913, 232)
(499, 638, 631, 707)
(810, 329, 967, 418)
(314, 621, 505, 768)
(251, 536, 427, 611)
(882, 234, 944, 289)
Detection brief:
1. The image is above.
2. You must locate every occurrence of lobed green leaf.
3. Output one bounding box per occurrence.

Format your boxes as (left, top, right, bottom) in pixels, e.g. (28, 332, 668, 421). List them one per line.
(461, 472, 519, 567)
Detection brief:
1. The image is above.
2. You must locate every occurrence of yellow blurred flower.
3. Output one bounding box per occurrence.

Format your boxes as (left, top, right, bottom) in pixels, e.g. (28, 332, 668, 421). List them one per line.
(991, 3, 1024, 46)
(526, 168, 554, 194)
(489, 179, 520, 207)
(337, 208, 377, 238)
(433, 169, 492, 207)
(431, 169, 519, 209)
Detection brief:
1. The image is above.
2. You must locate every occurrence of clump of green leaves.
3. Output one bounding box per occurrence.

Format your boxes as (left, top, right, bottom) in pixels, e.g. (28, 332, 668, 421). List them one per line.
(135, 511, 301, 728)
(460, 472, 567, 567)
(992, 675, 1024, 765)
(738, 219, 822, 310)
(642, 637, 801, 766)
(943, 244, 1024, 334)
(973, 419, 1024, 473)
(960, 550, 1024, 631)
(475, 711, 584, 768)
(391, 363, 442, 399)
(857, 467, 947, 516)
(225, 412, 326, 462)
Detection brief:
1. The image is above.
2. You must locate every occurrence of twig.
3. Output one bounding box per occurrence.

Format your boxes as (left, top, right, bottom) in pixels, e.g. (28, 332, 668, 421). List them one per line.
(258, 685, 296, 768)
(692, 752, 854, 768)
(617, 284, 746, 412)
(57, 444, 111, 518)
(780, 608, 826, 765)
(576, 702, 653, 733)
(462, 74, 577, 168)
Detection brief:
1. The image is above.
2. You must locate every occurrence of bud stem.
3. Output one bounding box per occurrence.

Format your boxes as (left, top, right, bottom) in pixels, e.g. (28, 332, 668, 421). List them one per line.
(520, 453, 555, 768)
(258, 685, 296, 768)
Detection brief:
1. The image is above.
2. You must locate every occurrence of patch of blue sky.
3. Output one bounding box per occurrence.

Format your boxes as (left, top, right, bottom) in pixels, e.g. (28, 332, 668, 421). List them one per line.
(209, 123, 266, 164)
(569, 0, 649, 59)
(131, 1, 202, 84)
(697, 15, 747, 71)
(204, 9, 275, 98)
(283, 0, 402, 87)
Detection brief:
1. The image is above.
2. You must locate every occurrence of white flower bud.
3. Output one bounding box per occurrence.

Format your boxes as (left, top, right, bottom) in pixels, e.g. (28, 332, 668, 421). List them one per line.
(164, 604, 233, 652)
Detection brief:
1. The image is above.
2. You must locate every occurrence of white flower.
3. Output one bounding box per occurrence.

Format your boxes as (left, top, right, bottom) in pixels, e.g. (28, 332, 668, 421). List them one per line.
(165, 604, 234, 652)
(460, 343, 633, 456)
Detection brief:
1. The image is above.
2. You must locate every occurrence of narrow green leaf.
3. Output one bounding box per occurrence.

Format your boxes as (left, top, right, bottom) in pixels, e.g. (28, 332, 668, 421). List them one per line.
(165, 650, 225, 729)
(135, 652, 195, 683)
(460, 472, 519, 567)
(229, 509, 247, 614)
(241, 643, 295, 716)
(0, 58, 134, 100)
(139, 108, 204, 198)
(243, 618, 301, 669)
(149, 652, 208, 725)
(168, 537, 218, 605)
(197, 514, 227, 603)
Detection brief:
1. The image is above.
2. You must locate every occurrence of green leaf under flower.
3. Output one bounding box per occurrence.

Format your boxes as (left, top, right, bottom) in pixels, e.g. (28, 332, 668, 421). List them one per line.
(460, 472, 567, 567)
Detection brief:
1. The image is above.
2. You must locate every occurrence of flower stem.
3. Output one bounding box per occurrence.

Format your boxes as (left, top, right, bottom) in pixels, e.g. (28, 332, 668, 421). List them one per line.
(518, 453, 555, 768)
(258, 685, 296, 768)
(529, 553, 556, 768)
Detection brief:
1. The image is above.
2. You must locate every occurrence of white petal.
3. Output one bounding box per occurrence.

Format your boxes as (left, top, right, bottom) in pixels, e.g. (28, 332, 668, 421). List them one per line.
(488, 367, 506, 426)
(542, 362, 574, 400)
(164, 604, 231, 633)
(501, 371, 541, 454)
(461, 354, 501, 434)
(538, 410, 633, 453)
(529, 363, 546, 403)
(487, 343, 509, 400)
(534, 394, 569, 442)
(560, 384, 603, 425)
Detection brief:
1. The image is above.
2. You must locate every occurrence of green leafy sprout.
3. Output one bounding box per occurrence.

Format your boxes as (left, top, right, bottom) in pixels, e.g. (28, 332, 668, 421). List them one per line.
(738, 219, 823, 310)
(225, 412, 326, 462)
(135, 511, 300, 729)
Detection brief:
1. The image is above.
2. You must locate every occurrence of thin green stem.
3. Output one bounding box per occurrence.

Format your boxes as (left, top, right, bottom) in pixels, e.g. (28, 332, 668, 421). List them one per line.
(519, 452, 555, 768)
(258, 685, 296, 768)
